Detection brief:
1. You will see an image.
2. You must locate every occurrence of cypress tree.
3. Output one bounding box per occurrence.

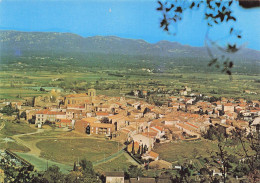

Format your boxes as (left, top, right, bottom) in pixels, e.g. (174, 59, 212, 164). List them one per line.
(131, 141, 135, 155)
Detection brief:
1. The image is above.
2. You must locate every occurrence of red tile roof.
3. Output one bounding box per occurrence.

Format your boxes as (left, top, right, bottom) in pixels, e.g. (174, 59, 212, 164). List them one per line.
(186, 122, 199, 129)
(149, 151, 159, 159)
(60, 119, 72, 123)
(36, 109, 49, 114)
(96, 112, 110, 116)
(153, 126, 163, 131)
(66, 93, 88, 98)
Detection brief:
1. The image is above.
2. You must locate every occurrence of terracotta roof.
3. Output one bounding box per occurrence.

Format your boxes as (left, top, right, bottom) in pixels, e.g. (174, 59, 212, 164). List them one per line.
(36, 110, 66, 115)
(67, 104, 85, 108)
(96, 112, 110, 116)
(121, 129, 131, 134)
(176, 123, 194, 132)
(82, 117, 98, 123)
(36, 109, 49, 114)
(149, 151, 159, 158)
(152, 126, 163, 131)
(134, 141, 139, 147)
(224, 103, 234, 106)
(142, 132, 157, 138)
(66, 93, 88, 98)
(59, 119, 72, 123)
(108, 114, 124, 120)
(185, 122, 199, 129)
(51, 111, 66, 115)
(90, 123, 114, 128)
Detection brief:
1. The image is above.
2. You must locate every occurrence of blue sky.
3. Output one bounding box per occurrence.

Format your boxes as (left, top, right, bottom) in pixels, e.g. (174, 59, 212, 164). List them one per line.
(0, 0, 259, 50)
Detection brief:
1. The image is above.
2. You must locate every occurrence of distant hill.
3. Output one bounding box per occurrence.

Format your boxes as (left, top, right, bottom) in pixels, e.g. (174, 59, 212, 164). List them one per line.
(0, 30, 259, 73)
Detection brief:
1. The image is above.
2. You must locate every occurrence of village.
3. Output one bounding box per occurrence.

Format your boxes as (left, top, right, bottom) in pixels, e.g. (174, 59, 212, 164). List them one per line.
(1, 86, 259, 171)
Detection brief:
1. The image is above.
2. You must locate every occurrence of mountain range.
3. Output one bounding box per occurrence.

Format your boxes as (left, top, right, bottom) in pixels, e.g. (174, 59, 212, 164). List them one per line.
(0, 30, 259, 70)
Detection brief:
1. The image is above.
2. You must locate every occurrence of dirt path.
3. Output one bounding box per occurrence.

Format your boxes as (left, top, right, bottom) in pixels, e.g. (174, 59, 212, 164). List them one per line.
(11, 127, 133, 167)
(12, 128, 46, 156)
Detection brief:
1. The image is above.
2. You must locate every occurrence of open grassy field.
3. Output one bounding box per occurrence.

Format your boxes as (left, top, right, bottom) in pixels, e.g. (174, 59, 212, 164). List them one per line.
(0, 120, 37, 137)
(36, 138, 123, 165)
(94, 153, 136, 173)
(0, 141, 30, 152)
(153, 140, 217, 165)
(20, 129, 64, 140)
(0, 120, 37, 152)
(153, 139, 251, 166)
(15, 152, 72, 173)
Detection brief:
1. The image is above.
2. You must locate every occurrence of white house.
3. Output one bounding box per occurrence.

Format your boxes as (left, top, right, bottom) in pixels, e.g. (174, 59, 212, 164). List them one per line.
(132, 134, 154, 151)
(151, 126, 165, 139)
(105, 172, 124, 183)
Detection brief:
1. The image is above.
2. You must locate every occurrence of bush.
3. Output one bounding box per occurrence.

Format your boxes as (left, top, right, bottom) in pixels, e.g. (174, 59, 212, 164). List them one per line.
(1, 104, 17, 116)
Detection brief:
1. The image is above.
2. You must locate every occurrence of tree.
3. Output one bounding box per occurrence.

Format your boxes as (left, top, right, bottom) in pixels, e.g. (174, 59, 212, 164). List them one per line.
(157, 171, 174, 182)
(232, 127, 260, 182)
(1, 104, 16, 116)
(126, 165, 143, 178)
(28, 116, 36, 124)
(20, 111, 27, 119)
(215, 143, 230, 183)
(131, 141, 135, 155)
(100, 117, 110, 124)
(39, 87, 45, 91)
(143, 145, 148, 154)
(42, 165, 65, 183)
(79, 159, 94, 175)
(86, 125, 90, 134)
(157, 0, 259, 75)
(137, 145, 141, 154)
(140, 144, 144, 155)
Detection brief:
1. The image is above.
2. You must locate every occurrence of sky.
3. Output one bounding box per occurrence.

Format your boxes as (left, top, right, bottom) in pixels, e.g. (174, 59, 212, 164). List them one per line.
(0, 0, 259, 50)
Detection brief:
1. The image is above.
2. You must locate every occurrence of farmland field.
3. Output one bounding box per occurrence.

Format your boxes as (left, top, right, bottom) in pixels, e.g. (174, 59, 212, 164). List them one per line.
(0, 70, 259, 101)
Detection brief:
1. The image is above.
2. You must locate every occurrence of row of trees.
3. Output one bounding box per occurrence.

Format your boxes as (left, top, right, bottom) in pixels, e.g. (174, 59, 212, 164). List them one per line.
(1, 157, 102, 183)
(1, 155, 148, 183)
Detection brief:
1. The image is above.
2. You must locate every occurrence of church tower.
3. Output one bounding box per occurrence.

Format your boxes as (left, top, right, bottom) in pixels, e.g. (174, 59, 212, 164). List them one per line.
(88, 89, 96, 98)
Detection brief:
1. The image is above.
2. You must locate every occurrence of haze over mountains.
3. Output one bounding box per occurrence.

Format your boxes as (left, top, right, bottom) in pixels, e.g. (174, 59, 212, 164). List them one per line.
(0, 30, 259, 74)
(0, 30, 259, 59)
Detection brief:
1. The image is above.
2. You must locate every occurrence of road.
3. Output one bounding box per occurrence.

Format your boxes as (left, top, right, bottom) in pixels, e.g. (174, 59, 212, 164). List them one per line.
(12, 128, 46, 156)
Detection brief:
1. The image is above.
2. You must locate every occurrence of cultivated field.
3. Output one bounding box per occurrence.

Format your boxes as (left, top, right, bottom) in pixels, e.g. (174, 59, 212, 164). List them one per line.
(0, 70, 259, 101)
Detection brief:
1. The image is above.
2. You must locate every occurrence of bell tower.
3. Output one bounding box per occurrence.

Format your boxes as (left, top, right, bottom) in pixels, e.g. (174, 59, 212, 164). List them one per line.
(88, 89, 96, 98)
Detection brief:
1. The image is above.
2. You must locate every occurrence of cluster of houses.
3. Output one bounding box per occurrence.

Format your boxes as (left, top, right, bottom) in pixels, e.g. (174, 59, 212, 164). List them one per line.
(1, 89, 260, 167)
